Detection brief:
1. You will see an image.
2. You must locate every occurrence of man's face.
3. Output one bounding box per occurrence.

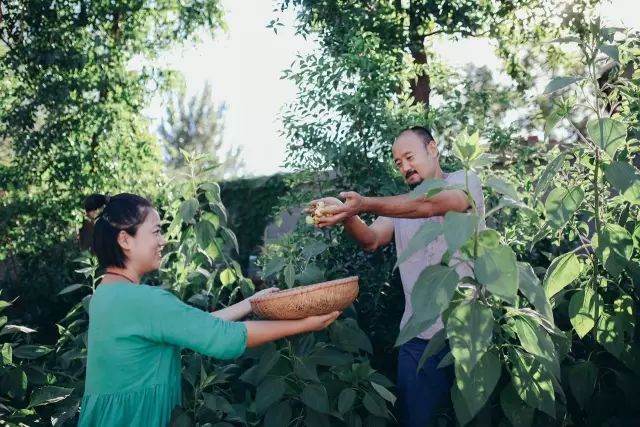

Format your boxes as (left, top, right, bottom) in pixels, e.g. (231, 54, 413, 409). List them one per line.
(392, 131, 439, 186)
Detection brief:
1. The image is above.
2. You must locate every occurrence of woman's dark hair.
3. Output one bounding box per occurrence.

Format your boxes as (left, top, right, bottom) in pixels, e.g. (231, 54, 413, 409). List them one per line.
(82, 193, 154, 269)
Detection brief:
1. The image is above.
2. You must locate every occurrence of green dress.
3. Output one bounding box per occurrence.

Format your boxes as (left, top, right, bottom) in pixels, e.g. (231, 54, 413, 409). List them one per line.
(78, 282, 247, 427)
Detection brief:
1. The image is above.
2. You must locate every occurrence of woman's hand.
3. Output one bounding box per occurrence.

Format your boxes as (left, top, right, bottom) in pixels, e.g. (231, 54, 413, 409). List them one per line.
(302, 311, 341, 332)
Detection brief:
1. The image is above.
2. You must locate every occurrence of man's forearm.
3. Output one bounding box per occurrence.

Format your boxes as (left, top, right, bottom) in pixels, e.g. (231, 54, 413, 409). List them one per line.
(361, 194, 434, 218)
(342, 216, 379, 251)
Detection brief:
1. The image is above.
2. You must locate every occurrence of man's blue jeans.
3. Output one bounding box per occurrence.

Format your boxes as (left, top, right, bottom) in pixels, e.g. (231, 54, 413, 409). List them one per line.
(397, 338, 454, 427)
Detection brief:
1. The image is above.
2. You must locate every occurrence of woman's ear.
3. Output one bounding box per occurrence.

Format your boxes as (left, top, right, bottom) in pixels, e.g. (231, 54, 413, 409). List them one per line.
(116, 230, 133, 252)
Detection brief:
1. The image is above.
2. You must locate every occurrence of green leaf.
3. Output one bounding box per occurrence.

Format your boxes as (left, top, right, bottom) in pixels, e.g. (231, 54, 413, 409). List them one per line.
(534, 152, 566, 202)
(543, 76, 582, 94)
(394, 221, 442, 269)
(57, 284, 85, 296)
(371, 382, 396, 405)
(592, 223, 633, 277)
(455, 349, 501, 418)
(293, 358, 318, 381)
(338, 388, 357, 414)
(263, 258, 286, 278)
(296, 263, 325, 285)
(219, 268, 237, 287)
(302, 384, 330, 413)
(2, 342, 12, 365)
(396, 265, 459, 346)
(568, 361, 597, 409)
(255, 377, 286, 414)
(544, 186, 584, 229)
(587, 118, 627, 158)
(408, 178, 449, 200)
(475, 245, 518, 304)
(544, 108, 564, 135)
(304, 409, 330, 427)
(179, 198, 199, 224)
(605, 161, 640, 205)
(447, 301, 494, 374)
(596, 312, 624, 357)
(302, 241, 329, 260)
(451, 383, 473, 426)
(362, 391, 388, 418)
(599, 44, 619, 62)
(512, 316, 560, 378)
(195, 220, 217, 249)
(509, 348, 556, 417)
(569, 288, 603, 338)
(518, 262, 553, 321)
(500, 383, 534, 427)
(417, 328, 447, 371)
(264, 401, 292, 427)
(284, 263, 295, 288)
(28, 386, 73, 408)
(12, 345, 53, 359)
(486, 176, 520, 202)
(453, 130, 483, 165)
(220, 227, 239, 254)
(444, 212, 479, 255)
(543, 252, 582, 299)
(460, 229, 501, 258)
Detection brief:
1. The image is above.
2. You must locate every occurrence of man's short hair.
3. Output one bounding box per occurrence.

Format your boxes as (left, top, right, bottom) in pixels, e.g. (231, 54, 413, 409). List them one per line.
(397, 126, 436, 145)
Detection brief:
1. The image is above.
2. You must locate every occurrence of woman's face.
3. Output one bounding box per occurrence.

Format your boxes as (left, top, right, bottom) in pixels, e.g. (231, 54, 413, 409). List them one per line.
(120, 209, 166, 273)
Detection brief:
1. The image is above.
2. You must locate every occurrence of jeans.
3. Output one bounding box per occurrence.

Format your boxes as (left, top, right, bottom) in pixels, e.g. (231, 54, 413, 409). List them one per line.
(397, 337, 454, 427)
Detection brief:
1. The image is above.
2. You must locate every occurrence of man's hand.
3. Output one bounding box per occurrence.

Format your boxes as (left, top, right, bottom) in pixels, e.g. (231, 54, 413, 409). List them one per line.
(313, 192, 365, 228)
(306, 197, 345, 228)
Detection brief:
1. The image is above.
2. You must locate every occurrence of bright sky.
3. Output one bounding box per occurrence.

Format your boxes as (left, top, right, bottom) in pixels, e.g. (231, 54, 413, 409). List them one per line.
(143, 0, 640, 178)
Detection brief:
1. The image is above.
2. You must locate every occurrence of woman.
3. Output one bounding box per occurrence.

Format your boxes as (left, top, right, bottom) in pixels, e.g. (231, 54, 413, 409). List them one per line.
(78, 193, 339, 426)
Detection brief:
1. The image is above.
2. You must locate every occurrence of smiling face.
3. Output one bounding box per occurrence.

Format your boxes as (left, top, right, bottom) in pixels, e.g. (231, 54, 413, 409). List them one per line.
(392, 130, 441, 185)
(117, 209, 166, 274)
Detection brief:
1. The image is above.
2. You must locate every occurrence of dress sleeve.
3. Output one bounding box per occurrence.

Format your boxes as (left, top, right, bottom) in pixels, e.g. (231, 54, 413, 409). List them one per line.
(141, 288, 247, 359)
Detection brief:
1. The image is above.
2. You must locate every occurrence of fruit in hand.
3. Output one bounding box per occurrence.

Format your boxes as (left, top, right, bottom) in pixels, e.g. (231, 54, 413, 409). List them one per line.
(306, 201, 329, 225)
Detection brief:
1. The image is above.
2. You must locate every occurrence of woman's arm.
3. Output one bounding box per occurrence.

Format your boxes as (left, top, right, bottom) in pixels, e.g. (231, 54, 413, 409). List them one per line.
(211, 288, 280, 321)
(243, 311, 341, 348)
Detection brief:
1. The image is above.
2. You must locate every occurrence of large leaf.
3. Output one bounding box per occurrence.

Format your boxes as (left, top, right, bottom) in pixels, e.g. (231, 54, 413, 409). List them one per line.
(394, 221, 442, 269)
(543, 76, 582, 94)
(284, 263, 295, 288)
(475, 245, 518, 304)
(587, 118, 627, 158)
(605, 161, 640, 205)
(567, 361, 598, 409)
(517, 262, 553, 321)
(455, 349, 501, 419)
(447, 301, 494, 374)
(408, 178, 449, 200)
(512, 316, 560, 378)
(453, 130, 483, 165)
(304, 409, 331, 427)
(544, 186, 584, 229)
(396, 265, 459, 346)
(255, 377, 286, 414)
(451, 383, 473, 426)
(179, 198, 199, 224)
(460, 228, 501, 258)
(219, 268, 237, 287)
(599, 44, 619, 61)
(302, 384, 330, 413)
(592, 223, 633, 277)
(500, 383, 534, 427)
(12, 345, 53, 359)
(371, 382, 396, 405)
(362, 391, 388, 418)
(338, 388, 357, 414)
(195, 220, 217, 249)
(534, 153, 566, 202)
(263, 258, 286, 278)
(508, 348, 556, 417)
(569, 287, 603, 338)
(596, 312, 624, 358)
(264, 401, 292, 427)
(444, 212, 478, 255)
(543, 252, 582, 299)
(417, 328, 447, 371)
(28, 386, 73, 408)
(485, 176, 521, 202)
(302, 241, 329, 260)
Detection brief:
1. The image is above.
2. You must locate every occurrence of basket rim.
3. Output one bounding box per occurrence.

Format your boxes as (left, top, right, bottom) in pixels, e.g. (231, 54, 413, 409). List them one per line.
(251, 276, 359, 304)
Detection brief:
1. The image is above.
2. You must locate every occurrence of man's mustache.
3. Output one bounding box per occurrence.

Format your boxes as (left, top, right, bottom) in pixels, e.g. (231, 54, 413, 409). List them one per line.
(405, 170, 418, 179)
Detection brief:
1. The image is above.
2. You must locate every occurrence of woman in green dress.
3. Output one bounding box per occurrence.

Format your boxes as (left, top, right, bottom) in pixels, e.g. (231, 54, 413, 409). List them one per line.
(78, 193, 340, 427)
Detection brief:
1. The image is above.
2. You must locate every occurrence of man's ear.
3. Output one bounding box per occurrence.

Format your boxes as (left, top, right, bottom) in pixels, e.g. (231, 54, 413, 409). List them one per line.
(427, 140, 439, 157)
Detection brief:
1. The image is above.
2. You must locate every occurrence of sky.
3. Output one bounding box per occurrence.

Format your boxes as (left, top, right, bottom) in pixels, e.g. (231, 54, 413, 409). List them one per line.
(142, 0, 640, 178)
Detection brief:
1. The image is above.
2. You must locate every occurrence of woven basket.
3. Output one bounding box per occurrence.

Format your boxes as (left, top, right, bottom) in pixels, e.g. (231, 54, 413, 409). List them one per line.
(250, 276, 359, 320)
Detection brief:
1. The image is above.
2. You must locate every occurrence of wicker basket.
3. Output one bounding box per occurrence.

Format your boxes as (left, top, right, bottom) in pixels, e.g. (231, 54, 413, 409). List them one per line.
(250, 276, 359, 320)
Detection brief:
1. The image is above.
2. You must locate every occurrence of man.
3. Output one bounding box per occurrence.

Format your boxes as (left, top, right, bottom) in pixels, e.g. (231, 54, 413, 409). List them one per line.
(310, 126, 485, 426)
